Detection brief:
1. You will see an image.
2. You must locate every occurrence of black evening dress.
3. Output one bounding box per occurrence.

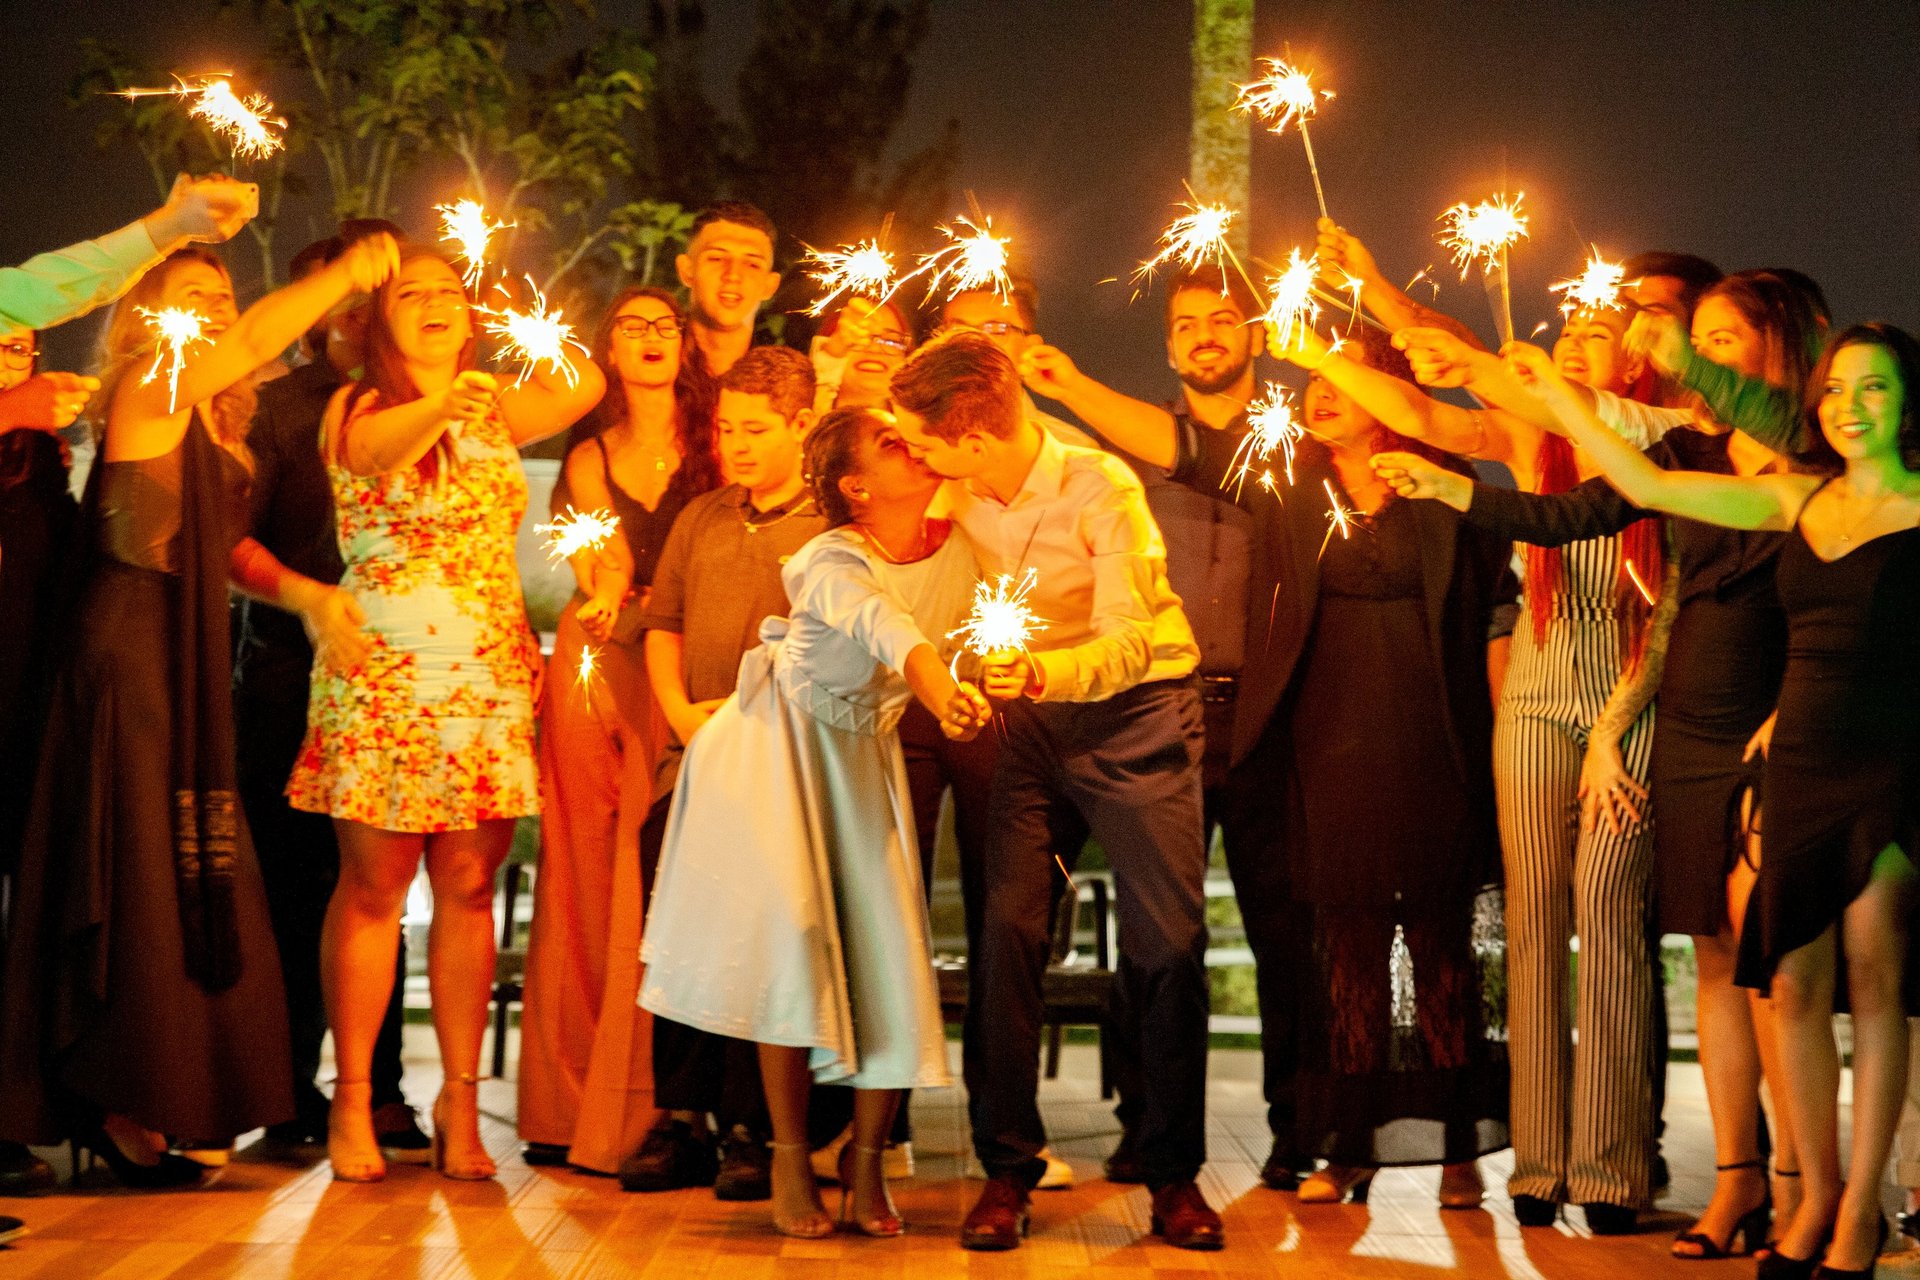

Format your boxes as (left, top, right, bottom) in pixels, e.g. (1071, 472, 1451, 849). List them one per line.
(0, 414, 293, 1143)
(1735, 516, 1920, 993)
(0, 431, 77, 875)
(1466, 428, 1789, 936)
(1287, 496, 1510, 1167)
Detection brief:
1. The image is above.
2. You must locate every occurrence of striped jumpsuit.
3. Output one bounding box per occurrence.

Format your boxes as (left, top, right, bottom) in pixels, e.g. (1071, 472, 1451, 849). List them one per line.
(1497, 531, 1657, 1210)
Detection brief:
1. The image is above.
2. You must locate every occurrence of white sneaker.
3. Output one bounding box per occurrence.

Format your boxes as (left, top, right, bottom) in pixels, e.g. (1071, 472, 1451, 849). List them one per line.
(1035, 1145, 1073, 1190)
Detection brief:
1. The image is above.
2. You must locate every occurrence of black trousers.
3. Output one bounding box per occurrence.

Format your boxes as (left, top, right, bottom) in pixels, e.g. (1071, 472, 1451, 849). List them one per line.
(235, 669, 408, 1111)
(1211, 706, 1311, 1156)
(639, 794, 769, 1134)
(964, 679, 1210, 1188)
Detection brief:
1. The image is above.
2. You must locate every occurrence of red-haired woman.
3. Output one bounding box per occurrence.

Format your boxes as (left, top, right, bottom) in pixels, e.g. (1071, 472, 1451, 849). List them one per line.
(516, 285, 719, 1173)
(287, 246, 603, 1182)
(0, 239, 396, 1185)
(1317, 220, 1687, 1231)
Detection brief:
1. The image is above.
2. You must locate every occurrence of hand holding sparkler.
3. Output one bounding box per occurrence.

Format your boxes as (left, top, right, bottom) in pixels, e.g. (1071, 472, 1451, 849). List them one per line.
(1629, 310, 1691, 378)
(1370, 450, 1473, 510)
(0, 372, 99, 432)
(819, 296, 890, 359)
(143, 173, 259, 250)
(936, 682, 993, 741)
(1016, 343, 1082, 402)
(1394, 325, 1484, 389)
(439, 370, 501, 426)
(329, 231, 401, 296)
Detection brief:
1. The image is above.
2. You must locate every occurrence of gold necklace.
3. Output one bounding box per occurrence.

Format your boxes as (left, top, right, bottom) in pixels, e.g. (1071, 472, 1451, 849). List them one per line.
(1835, 477, 1903, 545)
(856, 521, 925, 564)
(742, 495, 815, 534)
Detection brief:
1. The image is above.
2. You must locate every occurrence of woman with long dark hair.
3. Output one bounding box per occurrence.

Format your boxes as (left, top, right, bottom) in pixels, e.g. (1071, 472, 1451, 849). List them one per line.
(0, 239, 396, 1185)
(516, 285, 720, 1173)
(1449, 324, 1920, 1279)
(287, 244, 603, 1182)
(1023, 325, 1516, 1207)
(1377, 268, 1829, 1259)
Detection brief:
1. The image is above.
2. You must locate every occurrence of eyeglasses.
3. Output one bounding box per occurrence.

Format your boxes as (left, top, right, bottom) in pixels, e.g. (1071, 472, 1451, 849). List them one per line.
(0, 341, 37, 369)
(612, 316, 682, 341)
(942, 319, 1030, 338)
(861, 334, 910, 354)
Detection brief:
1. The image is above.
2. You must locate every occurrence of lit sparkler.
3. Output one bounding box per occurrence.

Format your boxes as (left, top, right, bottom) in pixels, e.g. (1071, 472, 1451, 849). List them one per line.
(436, 199, 513, 289)
(1550, 247, 1628, 316)
(909, 215, 1011, 302)
(537, 506, 621, 562)
(1234, 57, 1334, 219)
(115, 75, 285, 162)
(1624, 558, 1658, 607)
(1134, 201, 1238, 289)
(1320, 478, 1357, 557)
(481, 278, 590, 388)
(1224, 384, 1305, 499)
(801, 238, 897, 316)
(1438, 192, 1530, 345)
(135, 306, 211, 412)
(576, 643, 603, 703)
(948, 569, 1045, 676)
(1257, 249, 1324, 355)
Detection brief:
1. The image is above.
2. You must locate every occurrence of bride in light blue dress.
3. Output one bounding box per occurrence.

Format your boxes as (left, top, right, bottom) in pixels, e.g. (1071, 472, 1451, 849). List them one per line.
(641, 405, 991, 1239)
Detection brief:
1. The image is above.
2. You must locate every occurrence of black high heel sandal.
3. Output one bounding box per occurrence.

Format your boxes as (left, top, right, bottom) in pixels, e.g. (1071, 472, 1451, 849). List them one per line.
(73, 1124, 207, 1190)
(1757, 1167, 1800, 1260)
(1670, 1159, 1770, 1260)
(1811, 1214, 1887, 1280)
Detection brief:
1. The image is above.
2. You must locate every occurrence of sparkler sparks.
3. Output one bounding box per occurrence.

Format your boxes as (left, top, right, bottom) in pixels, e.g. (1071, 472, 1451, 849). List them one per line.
(948, 569, 1045, 670)
(1234, 57, 1332, 137)
(436, 199, 513, 289)
(800, 239, 897, 316)
(1225, 384, 1305, 499)
(576, 644, 603, 701)
(481, 279, 590, 388)
(537, 507, 621, 562)
(135, 306, 211, 412)
(116, 75, 285, 161)
(1319, 478, 1357, 557)
(1257, 249, 1324, 355)
(909, 215, 1011, 302)
(1550, 248, 1629, 315)
(1234, 57, 1335, 218)
(1134, 202, 1237, 289)
(1438, 193, 1530, 278)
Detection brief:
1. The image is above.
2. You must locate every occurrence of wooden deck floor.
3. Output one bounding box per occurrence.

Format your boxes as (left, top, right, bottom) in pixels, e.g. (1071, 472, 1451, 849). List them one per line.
(4, 1038, 1916, 1278)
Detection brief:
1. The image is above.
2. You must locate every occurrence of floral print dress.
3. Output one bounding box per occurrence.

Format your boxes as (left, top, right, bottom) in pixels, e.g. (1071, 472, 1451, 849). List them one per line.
(287, 392, 541, 832)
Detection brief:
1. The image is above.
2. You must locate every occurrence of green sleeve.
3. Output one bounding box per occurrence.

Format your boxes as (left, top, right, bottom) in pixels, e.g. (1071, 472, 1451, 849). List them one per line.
(0, 223, 162, 332)
(1678, 346, 1803, 455)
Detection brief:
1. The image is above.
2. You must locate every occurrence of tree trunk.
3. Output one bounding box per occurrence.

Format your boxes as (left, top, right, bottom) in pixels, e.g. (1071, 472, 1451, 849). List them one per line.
(1190, 0, 1253, 257)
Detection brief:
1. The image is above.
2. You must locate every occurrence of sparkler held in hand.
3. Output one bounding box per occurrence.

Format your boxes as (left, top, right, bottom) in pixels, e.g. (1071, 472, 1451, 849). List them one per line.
(1235, 56, 1335, 220)
(1550, 248, 1628, 316)
(1438, 192, 1530, 345)
(801, 238, 898, 316)
(537, 506, 621, 562)
(1224, 384, 1306, 499)
(115, 75, 285, 163)
(437, 199, 513, 290)
(135, 306, 211, 412)
(908, 214, 1012, 303)
(480, 278, 591, 388)
(948, 568, 1045, 682)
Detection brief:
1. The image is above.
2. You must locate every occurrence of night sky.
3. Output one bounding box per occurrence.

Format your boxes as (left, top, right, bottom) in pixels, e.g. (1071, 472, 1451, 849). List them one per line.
(4, 1, 1917, 401)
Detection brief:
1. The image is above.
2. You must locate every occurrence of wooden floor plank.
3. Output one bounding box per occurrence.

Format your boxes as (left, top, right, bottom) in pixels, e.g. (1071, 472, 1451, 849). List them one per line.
(0, 1043, 1893, 1276)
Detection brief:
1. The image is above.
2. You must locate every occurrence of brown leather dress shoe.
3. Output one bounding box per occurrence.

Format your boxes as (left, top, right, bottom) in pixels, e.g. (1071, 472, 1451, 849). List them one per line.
(960, 1175, 1031, 1251)
(1150, 1180, 1225, 1250)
